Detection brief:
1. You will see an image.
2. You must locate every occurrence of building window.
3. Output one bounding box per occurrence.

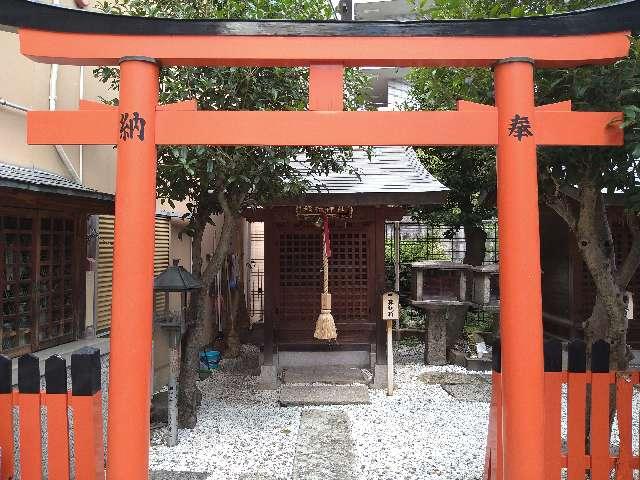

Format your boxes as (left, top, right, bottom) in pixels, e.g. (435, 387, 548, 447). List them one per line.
(1, 212, 77, 356)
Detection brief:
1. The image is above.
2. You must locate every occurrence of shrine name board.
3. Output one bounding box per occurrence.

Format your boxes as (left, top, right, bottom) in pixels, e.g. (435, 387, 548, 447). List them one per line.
(383, 291, 400, 321)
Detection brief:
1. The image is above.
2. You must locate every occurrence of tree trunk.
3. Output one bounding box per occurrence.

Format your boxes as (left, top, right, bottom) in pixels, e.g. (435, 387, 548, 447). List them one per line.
(576, 184, 630, 371)
(463, 225, 487, 267)
(545, 183, 640, 443)
(177, 221, 204, 429)
(177, 211, 237, 428)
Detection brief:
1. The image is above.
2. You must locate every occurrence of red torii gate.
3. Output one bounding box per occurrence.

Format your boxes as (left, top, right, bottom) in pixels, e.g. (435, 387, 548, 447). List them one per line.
(1, 1, 636, 478)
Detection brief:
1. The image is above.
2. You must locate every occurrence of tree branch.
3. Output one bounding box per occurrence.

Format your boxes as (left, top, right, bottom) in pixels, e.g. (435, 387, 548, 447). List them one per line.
(543, 190, 578, 232)
(617, 211, 640, 287)
(199, 188, 248, 285)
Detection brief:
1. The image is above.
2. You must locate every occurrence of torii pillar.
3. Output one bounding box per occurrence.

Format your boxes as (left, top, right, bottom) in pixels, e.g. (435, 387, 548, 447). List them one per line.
(107, 57, 160, 480)
(494, 58, 545, 480)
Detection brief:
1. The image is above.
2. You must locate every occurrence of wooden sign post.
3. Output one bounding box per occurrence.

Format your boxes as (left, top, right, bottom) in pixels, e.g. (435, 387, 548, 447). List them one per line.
(383, 291, 400, 395)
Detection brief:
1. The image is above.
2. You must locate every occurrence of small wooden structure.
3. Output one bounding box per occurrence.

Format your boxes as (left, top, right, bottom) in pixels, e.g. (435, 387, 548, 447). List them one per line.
(540, 206, 640, 345)
(247, 147, 447, 384)
(0, 162, 113, 357)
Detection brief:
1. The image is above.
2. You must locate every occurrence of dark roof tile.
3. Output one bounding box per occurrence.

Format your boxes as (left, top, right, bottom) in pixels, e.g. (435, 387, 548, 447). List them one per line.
(0, 162, 114, 202)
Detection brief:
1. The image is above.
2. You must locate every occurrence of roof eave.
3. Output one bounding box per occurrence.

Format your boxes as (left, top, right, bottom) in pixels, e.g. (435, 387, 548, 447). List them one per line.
(268, 190, 448, 207)
(0, 178, 114, 203)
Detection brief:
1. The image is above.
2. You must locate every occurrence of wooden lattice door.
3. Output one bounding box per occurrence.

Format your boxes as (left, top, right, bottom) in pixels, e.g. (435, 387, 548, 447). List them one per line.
(277, 224, 375, 347)
(37, 216, 76, 349)
(0, 214, 35, 355)
(0, 211, 78, 356)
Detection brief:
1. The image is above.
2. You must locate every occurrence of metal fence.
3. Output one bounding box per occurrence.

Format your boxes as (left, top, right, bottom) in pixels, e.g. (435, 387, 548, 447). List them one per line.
(384, 220, 499, 330)
(248, 264, 264, 323)
(384, 221, 499, 269)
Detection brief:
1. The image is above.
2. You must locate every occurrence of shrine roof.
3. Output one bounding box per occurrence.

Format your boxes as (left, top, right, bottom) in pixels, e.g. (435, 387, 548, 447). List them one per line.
(0, 162, 114, 204)
(288, 146, 447, 206)
(1, 0, 639, 36)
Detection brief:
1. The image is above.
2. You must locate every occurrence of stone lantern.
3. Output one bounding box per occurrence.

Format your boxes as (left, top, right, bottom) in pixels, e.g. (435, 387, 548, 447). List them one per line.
(410, 261, 471, 365)
(154, 259, 202, 447)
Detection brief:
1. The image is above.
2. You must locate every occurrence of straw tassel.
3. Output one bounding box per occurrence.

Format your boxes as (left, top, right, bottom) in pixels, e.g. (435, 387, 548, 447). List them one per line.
(314, 214, 337, 341)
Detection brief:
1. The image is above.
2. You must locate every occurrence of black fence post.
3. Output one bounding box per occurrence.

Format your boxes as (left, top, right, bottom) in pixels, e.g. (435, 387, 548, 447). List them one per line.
(568, 338, 587, 374)
(71, 347, 101, 397)
(544, 339, 563, 372)
(591, 339, 610, 374)
(492, 338, 501, 373)
(45, 355, 67, 394)
(17, 354, 39, 394)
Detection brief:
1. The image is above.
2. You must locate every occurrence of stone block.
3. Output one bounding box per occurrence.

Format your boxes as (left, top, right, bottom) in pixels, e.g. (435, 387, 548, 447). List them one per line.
(425, 310, 447, 366)
(372, 363, 388, 389)
(258, 365, 279, 390)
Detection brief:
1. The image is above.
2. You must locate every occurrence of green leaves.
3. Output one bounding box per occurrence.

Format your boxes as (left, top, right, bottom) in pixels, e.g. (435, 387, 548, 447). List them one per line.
(408, 0, 640, 223)
(94, 0, 370, 235)
(621, 105, 640, 130)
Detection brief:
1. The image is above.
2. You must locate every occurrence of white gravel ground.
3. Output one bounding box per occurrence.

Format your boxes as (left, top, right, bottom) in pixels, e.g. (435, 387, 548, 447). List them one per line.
(149, 343, 492, 480)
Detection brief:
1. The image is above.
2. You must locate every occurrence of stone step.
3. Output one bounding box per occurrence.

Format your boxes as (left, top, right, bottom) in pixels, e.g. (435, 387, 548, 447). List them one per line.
(282, 366, 371, 385)
(278, 385, 370, 407)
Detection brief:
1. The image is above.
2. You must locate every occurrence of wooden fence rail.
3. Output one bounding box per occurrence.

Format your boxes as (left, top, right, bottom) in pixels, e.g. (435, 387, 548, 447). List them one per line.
(0, 347, 104, 480)
(484, 339, 639, 480)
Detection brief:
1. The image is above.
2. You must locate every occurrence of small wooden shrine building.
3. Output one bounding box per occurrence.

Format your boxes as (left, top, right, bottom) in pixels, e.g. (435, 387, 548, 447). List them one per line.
(541, 203, 640, 347)
(246, 147, 447, 385)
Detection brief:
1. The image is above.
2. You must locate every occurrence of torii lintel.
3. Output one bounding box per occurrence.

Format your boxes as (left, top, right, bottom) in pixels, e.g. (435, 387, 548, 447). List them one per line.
(27, 101, 623, 147)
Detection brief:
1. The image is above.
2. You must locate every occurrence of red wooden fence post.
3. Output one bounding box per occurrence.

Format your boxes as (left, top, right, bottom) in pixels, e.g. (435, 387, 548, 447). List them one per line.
(484, 341, 502, 480)
(590, 340, 611, 480)
(18, 354, 42, 480)
(616, 370, 633, 479)
(45, 355, 70, 480)
(543, 340, 563, 480)
(487, 338, 636, 480)
(0, 356, 13, 480)
(71, 347, 104, 480)
(567, 339, 587, 479)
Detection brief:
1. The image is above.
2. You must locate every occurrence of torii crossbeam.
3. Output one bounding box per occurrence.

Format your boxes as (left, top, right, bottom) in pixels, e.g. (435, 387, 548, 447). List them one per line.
(1, 1, 638, 479)
(28, 98, 622, 147)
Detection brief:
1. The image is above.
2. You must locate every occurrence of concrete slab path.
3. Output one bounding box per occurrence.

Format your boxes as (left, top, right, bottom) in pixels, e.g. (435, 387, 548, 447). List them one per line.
(292, 410, 357, 480)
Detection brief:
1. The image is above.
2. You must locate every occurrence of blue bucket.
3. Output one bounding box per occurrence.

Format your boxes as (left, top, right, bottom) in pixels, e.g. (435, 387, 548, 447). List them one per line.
(199, 349, 221, 370)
